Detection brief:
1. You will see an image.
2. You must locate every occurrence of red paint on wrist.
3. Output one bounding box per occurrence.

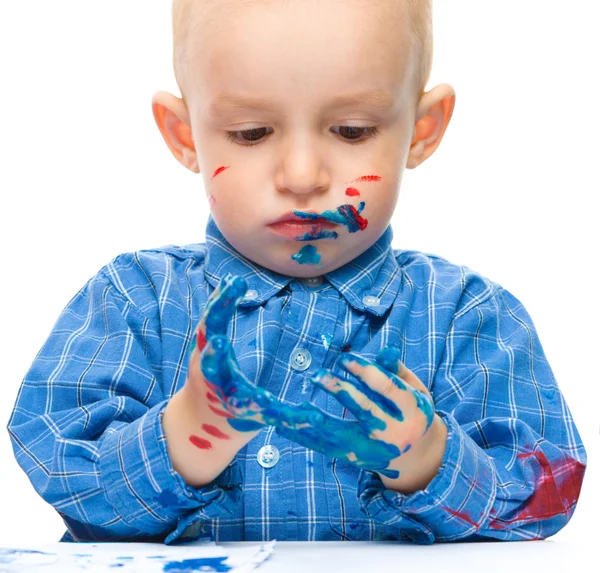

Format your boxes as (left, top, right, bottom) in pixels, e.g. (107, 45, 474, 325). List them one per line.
(202, 424, 231, 440)
(189, 435, 212, 450)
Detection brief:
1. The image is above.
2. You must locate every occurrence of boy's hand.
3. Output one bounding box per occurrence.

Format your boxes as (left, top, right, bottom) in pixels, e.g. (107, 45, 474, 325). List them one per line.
(305, 348, 448, 492)
(184, 273, 276, 442)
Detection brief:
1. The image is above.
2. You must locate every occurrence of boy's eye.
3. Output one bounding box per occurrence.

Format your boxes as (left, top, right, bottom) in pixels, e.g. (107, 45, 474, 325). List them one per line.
(225, 126, 379, 147)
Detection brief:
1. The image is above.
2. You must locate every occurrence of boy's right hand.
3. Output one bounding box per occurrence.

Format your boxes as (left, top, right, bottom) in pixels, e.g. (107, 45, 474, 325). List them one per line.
(182, 273, 276, 448)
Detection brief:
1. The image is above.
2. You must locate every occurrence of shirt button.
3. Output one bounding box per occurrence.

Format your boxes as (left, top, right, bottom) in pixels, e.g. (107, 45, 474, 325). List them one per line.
(363, 295, 381, 307)
(257, 445, 280, 468)
(291, 349, 312, 371)
(243, 289, 258, 301)
(301, 276, 324, 287)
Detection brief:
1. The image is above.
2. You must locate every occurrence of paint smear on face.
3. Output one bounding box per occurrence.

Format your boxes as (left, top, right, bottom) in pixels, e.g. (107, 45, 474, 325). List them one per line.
(351, 175, 381, 183)
(208, 193, 216, 209)
(189, 435, 212, 450)
(201, 424, 231, 440)
(346, 187, 361, 196)
(295, 226, 339, 241)
(212, 166, 230, 179)
(291, 244, 321, 265)
(294, 202, 368, 233)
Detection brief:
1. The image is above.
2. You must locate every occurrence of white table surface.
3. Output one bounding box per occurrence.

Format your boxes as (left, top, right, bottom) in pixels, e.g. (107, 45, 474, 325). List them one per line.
(221, 539, 592, 573)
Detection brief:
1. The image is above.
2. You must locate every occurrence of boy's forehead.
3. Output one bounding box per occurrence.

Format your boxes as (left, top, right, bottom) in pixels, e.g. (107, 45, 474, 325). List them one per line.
(175, 0, 417, 107)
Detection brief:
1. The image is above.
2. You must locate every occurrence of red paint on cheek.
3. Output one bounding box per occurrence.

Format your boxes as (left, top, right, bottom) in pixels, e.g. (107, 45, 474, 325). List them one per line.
(345, 187, 360, 197)
(353, 175, 381, 183)
(201, 424, 231, 440)
(189, 435, 212, 450)
(212, 165, 230, 179)
(348, 205, 368, 230)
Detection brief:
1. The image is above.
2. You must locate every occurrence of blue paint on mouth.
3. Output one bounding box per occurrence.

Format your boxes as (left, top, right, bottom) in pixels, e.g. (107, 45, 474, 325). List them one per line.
(291, 245, 321, 265)
(293, 201, 367, 233)
(295, 227, 339, 241)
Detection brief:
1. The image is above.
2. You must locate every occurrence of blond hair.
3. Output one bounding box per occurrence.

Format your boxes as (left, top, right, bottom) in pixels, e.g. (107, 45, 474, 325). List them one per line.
(172, 0, 432, 105)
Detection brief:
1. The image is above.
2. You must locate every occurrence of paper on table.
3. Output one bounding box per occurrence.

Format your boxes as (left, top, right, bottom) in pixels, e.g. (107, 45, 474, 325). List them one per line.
(0, 539, 275, 572)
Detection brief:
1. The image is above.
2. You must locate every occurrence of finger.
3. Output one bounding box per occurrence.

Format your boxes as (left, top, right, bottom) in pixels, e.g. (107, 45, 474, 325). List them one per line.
(341, 351, 435, 428)
(336, 354, 408, 420)
(199, 334, 234, 403)
(309, 368, 388, 430)
(195, 274, 248, 352)
(376, 346, 430, 396)
(375, 347, 435, 432)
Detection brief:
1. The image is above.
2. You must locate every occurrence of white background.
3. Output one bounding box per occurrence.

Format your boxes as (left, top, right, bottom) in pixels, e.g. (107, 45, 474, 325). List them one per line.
(0, 0, 598, 548)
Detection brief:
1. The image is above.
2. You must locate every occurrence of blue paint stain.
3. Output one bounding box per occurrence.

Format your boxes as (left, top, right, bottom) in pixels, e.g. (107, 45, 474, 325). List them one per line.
(291, 244, 321, 265)
(163, 557, 231, 572)
(376, 346, 435, 433)
(293, 201, 367, 233)
(295, 227, 339, 241)
(157, 489, 189, 508)
(321, 333, 332, 349)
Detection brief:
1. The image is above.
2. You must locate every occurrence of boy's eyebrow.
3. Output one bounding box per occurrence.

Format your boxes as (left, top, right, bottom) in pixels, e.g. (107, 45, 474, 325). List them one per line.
(209, 89, 395, 114)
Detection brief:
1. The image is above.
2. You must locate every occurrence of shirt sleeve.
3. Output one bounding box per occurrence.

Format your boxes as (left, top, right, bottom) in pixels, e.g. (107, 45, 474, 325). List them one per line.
(357, 285, 587, 543)
(6, 267, 243, 544)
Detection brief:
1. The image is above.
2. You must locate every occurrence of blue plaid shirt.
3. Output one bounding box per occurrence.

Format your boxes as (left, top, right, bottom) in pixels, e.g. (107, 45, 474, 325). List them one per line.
(7, 214, 587, 545)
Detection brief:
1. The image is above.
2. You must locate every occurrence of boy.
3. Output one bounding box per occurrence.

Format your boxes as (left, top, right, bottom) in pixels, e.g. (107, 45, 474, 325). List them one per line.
(7, 0, 586, 545)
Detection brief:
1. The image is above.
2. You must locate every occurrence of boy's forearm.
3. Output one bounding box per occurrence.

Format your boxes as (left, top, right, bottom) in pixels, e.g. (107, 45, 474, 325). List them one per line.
(161, 387, 243, 488)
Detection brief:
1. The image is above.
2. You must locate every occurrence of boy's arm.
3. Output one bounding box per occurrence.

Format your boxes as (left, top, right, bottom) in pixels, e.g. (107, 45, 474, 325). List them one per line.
(6, 265, 242, 544)
(356, 285, 587, 544)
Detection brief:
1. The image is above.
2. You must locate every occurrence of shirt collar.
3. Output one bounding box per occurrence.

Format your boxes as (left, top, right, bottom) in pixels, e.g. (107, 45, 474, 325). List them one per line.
(204, 214, 402, 316)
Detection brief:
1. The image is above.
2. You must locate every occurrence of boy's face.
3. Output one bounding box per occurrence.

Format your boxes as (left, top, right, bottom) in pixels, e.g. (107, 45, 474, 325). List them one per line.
(154, 0, 455, 278)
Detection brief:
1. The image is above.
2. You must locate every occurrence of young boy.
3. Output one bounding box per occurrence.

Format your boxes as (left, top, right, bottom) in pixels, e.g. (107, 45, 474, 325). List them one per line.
(7, 0, 586, 545)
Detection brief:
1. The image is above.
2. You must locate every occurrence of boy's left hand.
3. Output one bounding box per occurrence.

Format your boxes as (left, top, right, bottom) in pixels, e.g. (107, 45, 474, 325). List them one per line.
(303, 348, 448, 491)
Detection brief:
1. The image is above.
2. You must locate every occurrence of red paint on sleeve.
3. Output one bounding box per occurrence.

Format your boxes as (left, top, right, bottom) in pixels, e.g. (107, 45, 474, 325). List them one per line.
(489, 450, 586, 530)
(202, 424, 231, 440)
(443, 507, 479, 529)
(189, 435, 212, 450)
(345, 187, 360, 196)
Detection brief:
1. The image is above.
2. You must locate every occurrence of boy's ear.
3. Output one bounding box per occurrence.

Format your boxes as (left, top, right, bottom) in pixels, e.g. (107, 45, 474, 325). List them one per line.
(151, 91, 200, 174)
(406, 83, 456, 170)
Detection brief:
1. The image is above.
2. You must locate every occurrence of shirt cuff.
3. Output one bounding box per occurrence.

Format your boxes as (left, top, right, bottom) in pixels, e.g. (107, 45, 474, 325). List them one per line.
(99, 400, 243, 543)
(357, 410, 497, 543)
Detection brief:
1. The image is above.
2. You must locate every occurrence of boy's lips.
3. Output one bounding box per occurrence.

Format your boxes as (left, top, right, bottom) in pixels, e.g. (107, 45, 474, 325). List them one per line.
(267, 211, 338, 240)
(268, 210, 327, 225)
